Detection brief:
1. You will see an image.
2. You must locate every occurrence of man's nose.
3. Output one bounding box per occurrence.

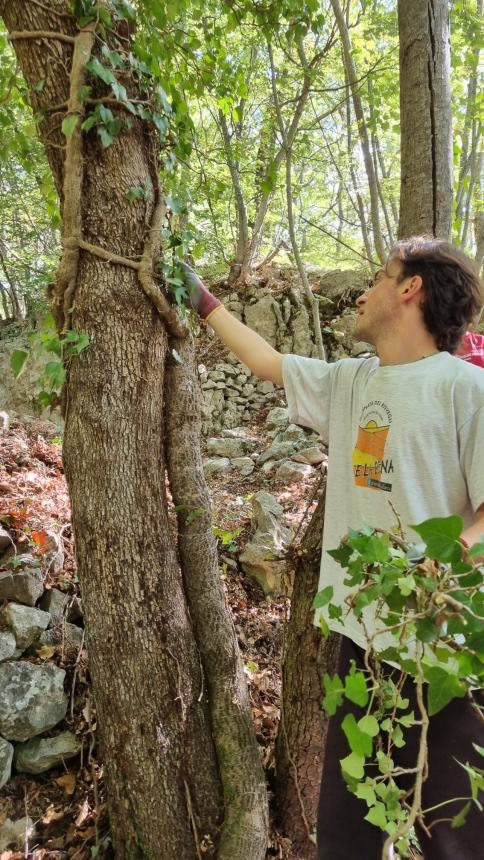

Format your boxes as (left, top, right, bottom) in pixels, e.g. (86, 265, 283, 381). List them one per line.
(356, 292, 367, 307)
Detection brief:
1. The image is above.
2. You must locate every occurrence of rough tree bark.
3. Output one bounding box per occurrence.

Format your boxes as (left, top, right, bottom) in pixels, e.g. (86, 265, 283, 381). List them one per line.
(1, 2, 268, 858)
(274, 482, 340, 858)
(397, 0, 452, 239)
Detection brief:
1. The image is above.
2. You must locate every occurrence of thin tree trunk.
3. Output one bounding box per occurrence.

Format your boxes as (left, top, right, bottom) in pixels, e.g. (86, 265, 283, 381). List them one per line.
(330, 0, 386, 263)
(164, 335, 269, 859)
(397, 0, 452, 239)
(0, 250, 23, 319)
(461, 119, 481, 249)
(268, 40, 325, 360)
(218, 110, 250, 283)
(455, 0, 482, 241)
(274, 482, 340, 856)
(343, 95, 373, 263)
(368, 77, 394, 245)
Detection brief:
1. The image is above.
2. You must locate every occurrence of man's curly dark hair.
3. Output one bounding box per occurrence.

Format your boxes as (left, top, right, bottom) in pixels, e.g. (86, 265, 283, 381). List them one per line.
(388, 237, 483, 353)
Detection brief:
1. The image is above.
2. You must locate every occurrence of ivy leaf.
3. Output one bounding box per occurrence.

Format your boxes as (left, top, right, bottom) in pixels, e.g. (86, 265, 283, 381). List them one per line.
(82, 114, 97, 132)
(327, 543, 353, 566)
(344, 665, 369, 707)
(44, 360, 66, 389)
(415, 616, 439, 643)
(451, 801, 471, 829)
(355, 782, 377, 807)
(61, 114, 78, 139)
(111, 81, 128, 102)
(328, 603, 343, 621)
(358, 714, 380, 737)
(86, 57, 116, 86)
(322, 673, 344, 716)
(349, 533, 390, 563)
(10, 349, 29, 379)
(425, 666, 466, 715)
(342, 713, 373, 757)
(98, 126, 113, 148)
(312, 585, 334, 610)
(364, 801, 388, 830)
(340, 752, 365, 780)
(411, 516, 464, 563)
(469, 542, 484, 557)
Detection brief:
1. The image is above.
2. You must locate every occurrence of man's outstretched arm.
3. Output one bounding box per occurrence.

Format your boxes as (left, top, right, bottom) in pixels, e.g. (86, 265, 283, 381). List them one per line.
(181, 263, 284, 385)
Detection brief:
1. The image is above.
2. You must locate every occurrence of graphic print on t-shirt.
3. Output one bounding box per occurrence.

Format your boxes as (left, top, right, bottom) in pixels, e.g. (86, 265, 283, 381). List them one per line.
(352, 400, 394, 492)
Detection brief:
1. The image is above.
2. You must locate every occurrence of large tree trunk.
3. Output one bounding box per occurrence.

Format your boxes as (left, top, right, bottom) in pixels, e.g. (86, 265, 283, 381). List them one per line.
(274, 481, 340, 858)
(397, 0, 452, 239)
(1, 2, 268, 857)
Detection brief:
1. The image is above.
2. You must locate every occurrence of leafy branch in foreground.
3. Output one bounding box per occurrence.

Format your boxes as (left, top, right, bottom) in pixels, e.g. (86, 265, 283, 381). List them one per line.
(314, 515, 484, 860)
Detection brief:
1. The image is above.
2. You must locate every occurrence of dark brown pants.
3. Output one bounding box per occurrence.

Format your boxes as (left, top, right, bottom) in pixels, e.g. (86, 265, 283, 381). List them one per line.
(316, 636, 484, 859)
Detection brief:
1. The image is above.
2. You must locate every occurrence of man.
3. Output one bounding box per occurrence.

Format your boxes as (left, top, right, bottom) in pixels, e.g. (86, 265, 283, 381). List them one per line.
(181, 236, 484, 859)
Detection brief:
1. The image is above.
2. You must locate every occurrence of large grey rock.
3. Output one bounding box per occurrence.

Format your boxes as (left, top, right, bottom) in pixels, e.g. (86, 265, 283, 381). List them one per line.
(265, 407, 289, 429)
(244, 294, 283, 348)
(0, 566, 44, 606)
(0, 629, 16, 662)
(2, 603, 50, 650)
(292, 446, 327, 465)
(313, 268, 367, 302)
(257, 380, 275, 394)
(0, 661, 67, 741)
(39, 588, 83, 626)
(239, 491, 292, 594)
(0, 817, 35, 852)
(39, 587, 68, 624)
(282, 424, 307, 442)
(39, 531, 64, 575)
(37, 622, 84, 650)
(276, 460, 314, 482)
(239, 541, 287, 595)
(0, 737, 13, 788)
(250, 491, 283, 531)
(231, 457, 255, 476)
(206, 437, 255, 458)
(292, 305, 314, 356)
(14, 730, 81, 774)
(0, 527, 12, 552)
(202, 457, 231, 479)
(258, 441, 297, 465)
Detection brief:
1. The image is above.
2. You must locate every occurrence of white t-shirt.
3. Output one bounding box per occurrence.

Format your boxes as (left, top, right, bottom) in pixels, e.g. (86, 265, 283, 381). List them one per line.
(282, 351, 484, 650)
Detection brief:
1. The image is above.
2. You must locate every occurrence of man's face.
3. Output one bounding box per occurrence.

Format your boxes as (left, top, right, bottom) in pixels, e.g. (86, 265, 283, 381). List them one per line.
(355, 259, 405, 344)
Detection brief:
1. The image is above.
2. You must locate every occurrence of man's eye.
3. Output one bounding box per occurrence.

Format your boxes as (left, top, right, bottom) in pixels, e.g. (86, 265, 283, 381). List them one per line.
(367, 278, 374, 289)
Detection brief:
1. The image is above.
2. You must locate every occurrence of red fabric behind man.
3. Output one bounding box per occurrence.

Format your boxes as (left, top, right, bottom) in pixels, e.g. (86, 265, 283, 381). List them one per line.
(457, 331, 484, 368)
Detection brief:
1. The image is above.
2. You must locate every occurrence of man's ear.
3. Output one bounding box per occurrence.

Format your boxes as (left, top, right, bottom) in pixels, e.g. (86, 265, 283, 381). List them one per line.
(400, 275, 423, 302)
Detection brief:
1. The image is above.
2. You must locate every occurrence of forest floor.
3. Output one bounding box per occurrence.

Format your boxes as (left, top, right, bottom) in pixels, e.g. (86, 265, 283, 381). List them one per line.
(0, 413, 324, 860)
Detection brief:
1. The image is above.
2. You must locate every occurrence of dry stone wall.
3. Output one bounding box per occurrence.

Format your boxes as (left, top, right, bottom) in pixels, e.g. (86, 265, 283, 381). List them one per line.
(198, 268, 370, 434)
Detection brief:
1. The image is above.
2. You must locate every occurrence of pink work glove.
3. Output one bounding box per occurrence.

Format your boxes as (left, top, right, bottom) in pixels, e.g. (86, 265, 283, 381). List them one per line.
(180, 262, 221, 320)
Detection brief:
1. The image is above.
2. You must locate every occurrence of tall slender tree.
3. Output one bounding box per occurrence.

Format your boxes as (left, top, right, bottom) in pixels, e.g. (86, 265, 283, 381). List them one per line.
(397, 0, 453, 238)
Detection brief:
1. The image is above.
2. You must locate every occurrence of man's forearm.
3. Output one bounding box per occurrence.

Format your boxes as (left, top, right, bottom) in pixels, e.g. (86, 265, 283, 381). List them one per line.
(206, 306, 284, 385)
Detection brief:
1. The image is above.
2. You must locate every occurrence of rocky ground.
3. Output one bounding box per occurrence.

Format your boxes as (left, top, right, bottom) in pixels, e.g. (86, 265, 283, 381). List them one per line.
(0, 408, 325, 859)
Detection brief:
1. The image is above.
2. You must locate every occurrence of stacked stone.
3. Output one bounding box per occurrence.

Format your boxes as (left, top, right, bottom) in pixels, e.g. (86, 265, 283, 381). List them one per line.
(0, 531, 82, 792)
(199, 271, 370, 436)
(202, 407, 327, 482)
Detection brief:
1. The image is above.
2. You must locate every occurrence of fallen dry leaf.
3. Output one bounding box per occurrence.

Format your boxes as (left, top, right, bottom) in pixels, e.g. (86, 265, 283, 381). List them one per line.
(42, 805, 66, 824)
(75, 798, 91, 828)
(37, 644, 56, 660)
(55, 772, 76, 796)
